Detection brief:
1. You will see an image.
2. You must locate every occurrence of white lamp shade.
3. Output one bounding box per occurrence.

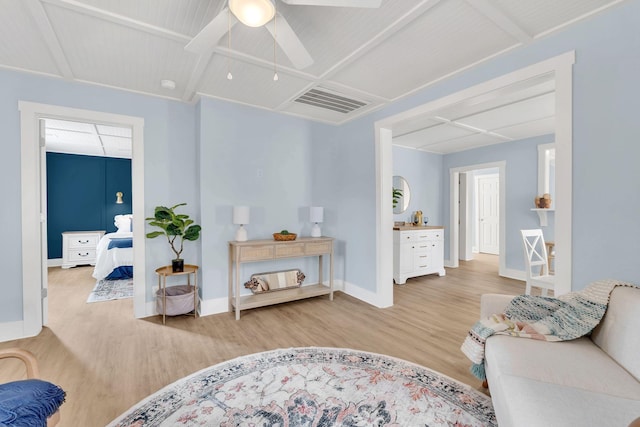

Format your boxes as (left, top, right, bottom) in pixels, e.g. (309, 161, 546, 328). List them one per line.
(229, 0, 275, 27)
(233, 206, 250, 225)
(310, 206, 324, 223)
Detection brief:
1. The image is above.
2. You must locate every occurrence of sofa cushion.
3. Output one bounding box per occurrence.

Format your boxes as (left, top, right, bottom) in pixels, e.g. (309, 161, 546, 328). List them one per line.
(591, 286, 640, 381)
(487, 374, 640, 427)
(485, 335, 640, 399)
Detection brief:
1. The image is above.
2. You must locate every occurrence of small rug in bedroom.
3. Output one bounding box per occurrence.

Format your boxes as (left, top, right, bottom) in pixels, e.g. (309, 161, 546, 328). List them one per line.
(87, 279, 133, 303)
(108, 347, 496, 427)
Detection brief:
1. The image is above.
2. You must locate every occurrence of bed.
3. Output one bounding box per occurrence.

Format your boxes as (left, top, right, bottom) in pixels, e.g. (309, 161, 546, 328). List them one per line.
(92, 214, 133, 281)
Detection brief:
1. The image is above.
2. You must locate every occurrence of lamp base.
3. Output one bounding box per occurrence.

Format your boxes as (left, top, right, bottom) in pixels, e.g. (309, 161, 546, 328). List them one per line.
(311, 223, 322, 238)
(235, 225, 248, 242)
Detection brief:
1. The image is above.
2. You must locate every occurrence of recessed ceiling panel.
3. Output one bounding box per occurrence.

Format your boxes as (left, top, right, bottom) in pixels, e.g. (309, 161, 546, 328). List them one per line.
(0, 1, 61, 75)
(421, 132, 508, 154)
(492, 0, 619, 36)
(198, 55, 312, 109)
(492, 116, 555, 140)
(397, 122, 475, 145)
(45, 4, 197, 98)
(73, 0, 220, 36)
(393, 116, 441, 137)
(457, 92, 555, 131)
(329, 0, 519, 99)
(96, 124, 132, 138)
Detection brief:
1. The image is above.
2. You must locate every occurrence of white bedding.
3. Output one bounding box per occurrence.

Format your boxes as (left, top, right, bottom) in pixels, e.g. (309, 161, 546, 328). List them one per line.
(92, 232, 134, 280)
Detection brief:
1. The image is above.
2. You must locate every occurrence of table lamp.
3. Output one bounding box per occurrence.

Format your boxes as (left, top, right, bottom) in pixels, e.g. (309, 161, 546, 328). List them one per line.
(310, 206, 323, 237)
(233, 206, 250, 241)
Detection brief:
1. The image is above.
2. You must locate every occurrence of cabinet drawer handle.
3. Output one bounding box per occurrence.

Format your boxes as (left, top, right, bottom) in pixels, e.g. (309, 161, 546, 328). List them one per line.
(77, 239, 90, 244)
(77, 252, 89, 257)
(419, 245, 427, 248)
(419, 255, 427, 258)
(419, 235, 427, 238)
(419, 264, 428, 268)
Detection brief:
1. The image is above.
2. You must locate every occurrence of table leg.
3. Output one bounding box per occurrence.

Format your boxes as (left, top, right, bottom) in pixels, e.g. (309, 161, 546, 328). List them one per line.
(193, 272, 198, 319)
(235, 247, 241, 320)
(162, 275, 166, 325)
(228, 244, 233, 313)
(329, 249, 334, 301)
(319, 255, 323, 287)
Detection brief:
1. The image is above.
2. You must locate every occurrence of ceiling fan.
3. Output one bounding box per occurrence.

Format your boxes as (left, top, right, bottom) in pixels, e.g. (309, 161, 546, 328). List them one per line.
(185, 0, 382, 70)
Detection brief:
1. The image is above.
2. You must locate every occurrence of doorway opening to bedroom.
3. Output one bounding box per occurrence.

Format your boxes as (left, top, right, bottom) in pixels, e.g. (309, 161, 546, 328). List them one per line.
(19, 101, 145, 339)
(44, 118, 134, 311)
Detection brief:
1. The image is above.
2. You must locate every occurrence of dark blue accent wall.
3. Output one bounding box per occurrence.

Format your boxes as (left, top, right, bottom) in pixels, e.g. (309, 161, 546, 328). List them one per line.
(47, 152, 132, 259)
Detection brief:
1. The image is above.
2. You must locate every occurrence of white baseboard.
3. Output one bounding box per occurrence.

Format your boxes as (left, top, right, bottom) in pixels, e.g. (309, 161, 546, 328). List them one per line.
(48, 258, 62, 267)
(340, 280, 384, 308)
(501, 268, 526, 281)
(0, 321, 27, 343)
(444, 259, 456, 268)
(199, 296, 228, 317)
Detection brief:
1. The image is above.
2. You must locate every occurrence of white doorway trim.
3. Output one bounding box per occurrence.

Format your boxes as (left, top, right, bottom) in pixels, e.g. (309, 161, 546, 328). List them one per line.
(450, 163, 505, 275)
(18, 101, 145, 339)
(374, 51, 574, 307)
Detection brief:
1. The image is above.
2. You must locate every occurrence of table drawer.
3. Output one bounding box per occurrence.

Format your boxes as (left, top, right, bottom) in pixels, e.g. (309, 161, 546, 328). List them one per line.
(239, 245, 274, 261)
(68, 234, 101, 249)
(275, 243, 305, 258)
(68, 249, 97, 263)
(305, 241, 332, 255)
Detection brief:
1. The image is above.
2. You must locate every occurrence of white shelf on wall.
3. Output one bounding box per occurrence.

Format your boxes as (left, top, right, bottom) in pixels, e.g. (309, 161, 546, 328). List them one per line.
(531, 208, 554, 226)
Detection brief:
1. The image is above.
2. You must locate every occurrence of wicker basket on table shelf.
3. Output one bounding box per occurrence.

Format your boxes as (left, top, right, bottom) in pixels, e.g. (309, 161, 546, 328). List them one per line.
(273, 232, 297, 241)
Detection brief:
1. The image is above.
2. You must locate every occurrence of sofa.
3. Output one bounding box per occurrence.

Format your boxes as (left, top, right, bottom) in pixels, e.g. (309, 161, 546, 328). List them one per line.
(481, 285, 640, 427)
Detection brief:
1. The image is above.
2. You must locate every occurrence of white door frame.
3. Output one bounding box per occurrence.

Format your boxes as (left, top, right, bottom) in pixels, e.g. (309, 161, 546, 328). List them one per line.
(18, 101, 146, 339)
(451, 164, 505, 274)
(375, 51, 574, 307)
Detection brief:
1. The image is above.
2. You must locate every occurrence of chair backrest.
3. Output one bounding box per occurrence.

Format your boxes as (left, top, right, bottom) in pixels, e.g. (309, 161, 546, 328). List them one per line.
(520, 229, 549, 278)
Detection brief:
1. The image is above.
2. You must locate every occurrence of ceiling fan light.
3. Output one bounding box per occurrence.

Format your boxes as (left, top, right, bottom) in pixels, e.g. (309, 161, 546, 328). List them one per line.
(229, 0, 275, 27)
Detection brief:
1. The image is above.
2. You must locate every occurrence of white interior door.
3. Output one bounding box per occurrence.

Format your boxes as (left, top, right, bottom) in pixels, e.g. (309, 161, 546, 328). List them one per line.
(478, 175, 499, 255)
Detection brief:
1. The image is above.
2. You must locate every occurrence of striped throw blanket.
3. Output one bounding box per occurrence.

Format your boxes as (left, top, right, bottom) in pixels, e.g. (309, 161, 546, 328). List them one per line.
(461, 279, 637, 380)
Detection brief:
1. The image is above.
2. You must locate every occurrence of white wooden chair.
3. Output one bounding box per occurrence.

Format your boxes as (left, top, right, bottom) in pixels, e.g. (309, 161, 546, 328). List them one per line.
(520, 229, 555, 296)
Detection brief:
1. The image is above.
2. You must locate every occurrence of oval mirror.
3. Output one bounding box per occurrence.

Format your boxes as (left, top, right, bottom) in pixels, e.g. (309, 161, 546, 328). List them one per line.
(392, 176, 411, 214)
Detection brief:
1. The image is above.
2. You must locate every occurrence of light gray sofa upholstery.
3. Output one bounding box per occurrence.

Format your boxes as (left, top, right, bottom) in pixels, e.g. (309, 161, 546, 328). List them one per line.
(481, 286, 640, 427)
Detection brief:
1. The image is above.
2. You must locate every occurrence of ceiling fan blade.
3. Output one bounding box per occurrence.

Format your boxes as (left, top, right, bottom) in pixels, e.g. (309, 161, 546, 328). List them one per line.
(280, 0, 381, 7)
(264, 13, 314, 70)
(185, 7, 237, 55)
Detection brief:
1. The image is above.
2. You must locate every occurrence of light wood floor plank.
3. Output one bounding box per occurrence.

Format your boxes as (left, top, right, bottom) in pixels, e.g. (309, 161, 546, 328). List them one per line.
(0, 254, 525, 426)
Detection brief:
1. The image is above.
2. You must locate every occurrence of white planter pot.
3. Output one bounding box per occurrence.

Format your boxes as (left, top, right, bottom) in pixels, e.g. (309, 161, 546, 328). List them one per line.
(156, 285, 195, 316)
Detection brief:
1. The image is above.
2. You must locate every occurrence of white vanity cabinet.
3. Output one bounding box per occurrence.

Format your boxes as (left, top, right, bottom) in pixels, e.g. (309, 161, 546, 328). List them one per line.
(393, 227, 445, 284)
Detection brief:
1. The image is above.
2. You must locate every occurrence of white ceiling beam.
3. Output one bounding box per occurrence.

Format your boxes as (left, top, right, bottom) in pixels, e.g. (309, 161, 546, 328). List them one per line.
(182, 52, 214, 102)
(464, 0, 532, 44)
(24, 0, 74, 79)
(40, 0, 191, 44)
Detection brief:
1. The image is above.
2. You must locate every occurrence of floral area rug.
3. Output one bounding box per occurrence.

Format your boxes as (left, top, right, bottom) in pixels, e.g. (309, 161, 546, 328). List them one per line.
(108, 347, 496, 426)
(86, 279, 133, 303)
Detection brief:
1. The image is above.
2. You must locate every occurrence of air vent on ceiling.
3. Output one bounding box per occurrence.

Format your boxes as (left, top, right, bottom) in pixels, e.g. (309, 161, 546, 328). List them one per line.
(294, 88, 368, 114)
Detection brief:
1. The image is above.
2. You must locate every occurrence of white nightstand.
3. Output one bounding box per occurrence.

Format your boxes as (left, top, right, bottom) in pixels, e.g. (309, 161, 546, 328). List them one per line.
(61, 230, 105, 269)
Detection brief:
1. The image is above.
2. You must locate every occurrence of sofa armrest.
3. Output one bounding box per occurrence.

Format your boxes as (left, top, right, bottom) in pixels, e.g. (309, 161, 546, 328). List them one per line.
(480, 294, 516, 318)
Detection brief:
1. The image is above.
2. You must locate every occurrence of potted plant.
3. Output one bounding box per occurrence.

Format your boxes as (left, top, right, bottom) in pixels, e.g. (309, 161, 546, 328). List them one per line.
(146, 203, 202, 272)
(392, 188, 403, 209)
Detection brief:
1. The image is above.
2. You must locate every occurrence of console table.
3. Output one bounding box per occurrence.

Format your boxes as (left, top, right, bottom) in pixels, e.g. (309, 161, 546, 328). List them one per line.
(228, 237, 334, 319)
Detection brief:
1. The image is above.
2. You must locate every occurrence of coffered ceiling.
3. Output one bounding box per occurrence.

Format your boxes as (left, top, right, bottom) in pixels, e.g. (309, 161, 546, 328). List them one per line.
(0, 0, 625, 129)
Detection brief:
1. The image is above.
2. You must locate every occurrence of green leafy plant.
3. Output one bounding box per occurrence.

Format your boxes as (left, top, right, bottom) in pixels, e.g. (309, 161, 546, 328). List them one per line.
(392, 188, 403, 209)
(280, 229, 290, 235)
(146, 203, 202, 260)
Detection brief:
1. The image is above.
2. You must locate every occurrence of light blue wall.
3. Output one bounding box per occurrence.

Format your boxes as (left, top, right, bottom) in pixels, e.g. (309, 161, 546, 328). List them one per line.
(392, 146, 443, 225)
(0, 69, 198, 322)
(444, 135, 555, 271)
(198, 98, 330, 300)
